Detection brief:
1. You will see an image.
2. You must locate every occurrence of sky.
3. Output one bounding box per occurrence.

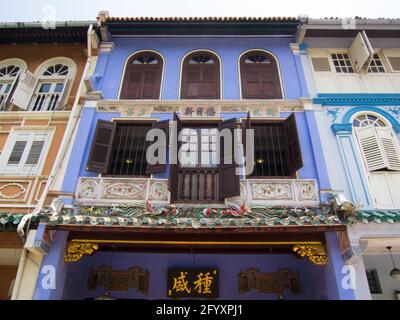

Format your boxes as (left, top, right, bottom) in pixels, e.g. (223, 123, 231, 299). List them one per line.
(0, 0, 399, 22)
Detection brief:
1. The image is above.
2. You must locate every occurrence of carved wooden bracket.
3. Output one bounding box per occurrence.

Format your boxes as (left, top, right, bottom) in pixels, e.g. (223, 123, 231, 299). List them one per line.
(87, 266, 149, 295)
(64, 241, 99, 263)
(238, 268, 301, 295)
(293, 243, 328, 265)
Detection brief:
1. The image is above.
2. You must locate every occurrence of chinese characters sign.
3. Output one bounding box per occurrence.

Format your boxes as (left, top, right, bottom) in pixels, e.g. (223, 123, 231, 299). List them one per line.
(167, 268, 219, 298)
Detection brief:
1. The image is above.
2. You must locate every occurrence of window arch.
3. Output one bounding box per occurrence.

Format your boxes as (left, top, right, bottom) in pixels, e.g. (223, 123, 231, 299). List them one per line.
(120, 51, 163, 99)
(0, 59, 27, 110)
(240, 50, 282, 99)
(30, 57, 75, 111)
(352, 112, 400, 172)
(180, 51, 221, 99)
(352, 113, 387, 128)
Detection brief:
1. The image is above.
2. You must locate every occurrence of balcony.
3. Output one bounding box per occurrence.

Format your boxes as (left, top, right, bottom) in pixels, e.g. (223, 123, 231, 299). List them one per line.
(75, 177, 319, 207)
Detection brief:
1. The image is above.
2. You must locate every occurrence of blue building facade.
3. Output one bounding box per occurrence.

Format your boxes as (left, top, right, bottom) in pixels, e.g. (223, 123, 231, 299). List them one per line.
(298, 18, 400, 300)
(30, 14, 355, 300)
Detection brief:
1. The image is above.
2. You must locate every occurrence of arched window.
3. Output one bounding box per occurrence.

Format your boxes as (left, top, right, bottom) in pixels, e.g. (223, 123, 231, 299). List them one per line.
(0, 64, 22, 110)
(240, 51, 282, 99)
(352, 114, 387, 128)
(120, 52, 163, 99)
(353, 113, 400, 172)
(30, 63, 71, 111)
(181, 51, 220, 99)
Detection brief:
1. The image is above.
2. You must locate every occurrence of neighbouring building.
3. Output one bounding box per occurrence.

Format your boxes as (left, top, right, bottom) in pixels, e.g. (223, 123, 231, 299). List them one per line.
(297, 17, 400, 300)
(26, 12, 357, 300)
(0, 21, 99, 299)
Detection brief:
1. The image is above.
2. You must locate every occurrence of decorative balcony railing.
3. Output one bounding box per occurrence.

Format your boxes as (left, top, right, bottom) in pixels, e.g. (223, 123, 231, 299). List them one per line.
(75, 177, 319, 207)
(31, 92, 62, 111)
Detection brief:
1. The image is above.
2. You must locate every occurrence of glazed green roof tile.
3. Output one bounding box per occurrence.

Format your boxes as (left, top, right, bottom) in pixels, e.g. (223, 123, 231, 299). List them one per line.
(36, 203, 343, 229)
(356, 210, 400, 224)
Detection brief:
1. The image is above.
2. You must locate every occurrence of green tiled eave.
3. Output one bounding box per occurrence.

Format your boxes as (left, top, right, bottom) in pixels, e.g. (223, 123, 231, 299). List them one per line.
(355, 210, 400, 224)
(0, 213, 24, 226)
(37, 204, 343, 229)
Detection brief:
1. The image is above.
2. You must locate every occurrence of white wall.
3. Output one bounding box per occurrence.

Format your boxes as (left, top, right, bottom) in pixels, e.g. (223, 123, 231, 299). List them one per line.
(363, 253, 400, 300)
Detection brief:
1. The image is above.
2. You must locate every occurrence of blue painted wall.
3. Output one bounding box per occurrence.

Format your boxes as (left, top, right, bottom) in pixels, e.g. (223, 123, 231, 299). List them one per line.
(94, 37, 306, 100)
(62, 251, 328, 300)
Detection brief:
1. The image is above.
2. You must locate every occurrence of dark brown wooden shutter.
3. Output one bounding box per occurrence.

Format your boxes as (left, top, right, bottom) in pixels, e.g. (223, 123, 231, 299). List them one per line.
(87, 120, 116, 173)
(120, 53, 162, 99)
(181, 52, 220, 99)
(283, 113, 303, 175)
(242, 112, 251, 158)
(168, 112, 181, 200)
(241, 51, 283, 99)
(202, 65, 219, 99)
(219, 118, 240, 199)
(146, 120, 169, 174)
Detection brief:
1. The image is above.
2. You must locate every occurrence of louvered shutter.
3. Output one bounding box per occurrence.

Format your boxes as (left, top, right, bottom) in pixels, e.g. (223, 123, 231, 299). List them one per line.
(123, 69, 143, 99)
(311, 57, 331, 72)
(349, 31, 373, 72)
(219, 118, 240, 198)
(7, 141, 27, 165)
(146, 120, 169, 174)
(168, 112, 180, 200)
(376, 127, 400, 171)
(182, 65, 201, 99)
(283, 113, 303, 175)
(141, 67, 159, 99)
(10, 71, 38, 110)
(86, 120, 116, 173)
(202, 65, 219, 99)
(242, 67, 262, 98)
(355, 126, 386, 171)
(388, 57, 400, 72)
(3, 69, 22, 108)
(57, 70, 71, 110)
(260, 65, 282, 99)
(25, 141, 45, 165)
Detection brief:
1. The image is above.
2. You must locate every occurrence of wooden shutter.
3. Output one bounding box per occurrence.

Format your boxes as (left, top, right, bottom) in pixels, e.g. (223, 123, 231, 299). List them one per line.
(57, 70, 71, 110)
(141, 67, 160, 99)
(242, 111, 251, 157)
(146, 120, 169, 174)
(10, 71, 38, 110)
(388, 57, 400, 72)
(283, 113, 303, 175)
(219, 118, 240, 199)
(376, 127, 400, 171)
(87, 120, 116, 173)
(355, 126, 387, 172)
(7, 141, 27, 165)
(168, 112, 181, 200)
(25, 141, 45, 165)
(181, 53, 220, 99)
(240, 52, 282, 99)
(3, 69, 22, 108)
(120, 53, 163, 100)
(311, 57, 331, 72)
(202, 65, 219, 99)
(181, 65, 201, 99)
(349, 31, 373, 72)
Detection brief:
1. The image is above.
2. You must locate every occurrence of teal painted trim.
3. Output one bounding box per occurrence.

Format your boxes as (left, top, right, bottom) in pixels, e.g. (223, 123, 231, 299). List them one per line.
(313, 93, 400, 106)
(331, 123, 353, 135)
(342, 106, 400, 133)
(299, 42, 308, 50)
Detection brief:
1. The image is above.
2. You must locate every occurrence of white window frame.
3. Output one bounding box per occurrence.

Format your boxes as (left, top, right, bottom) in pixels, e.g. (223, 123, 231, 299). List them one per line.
(0, 59, 27, 110)
(382, 50, 400, 73)
(352, 112, 400, 208)
(0, 128, 54, 176)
